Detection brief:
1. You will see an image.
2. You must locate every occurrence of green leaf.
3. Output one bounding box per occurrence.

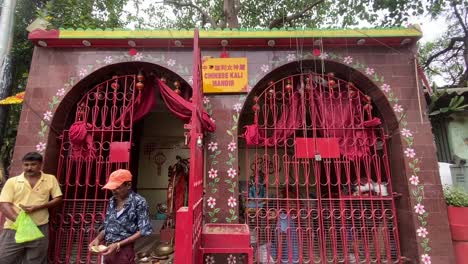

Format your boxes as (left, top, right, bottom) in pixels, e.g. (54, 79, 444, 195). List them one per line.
(214, 208, 220, 213)
(214, 178, 220, 183)
(229, 209, 235, 215)
(225, 179, 232, 184)
(227, 130, 233, 136)
(231, 215, 238, 220)
(209, 211, 214, 217)
(212, 188, 218, 193)
(226, 218, 232, 223)
(212, 161, 218, 165)
(211, 218, 218, 223)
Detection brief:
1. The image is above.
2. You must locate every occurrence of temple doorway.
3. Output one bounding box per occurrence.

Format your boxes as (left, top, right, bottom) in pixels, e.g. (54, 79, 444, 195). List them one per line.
(48, 62, 197, 264)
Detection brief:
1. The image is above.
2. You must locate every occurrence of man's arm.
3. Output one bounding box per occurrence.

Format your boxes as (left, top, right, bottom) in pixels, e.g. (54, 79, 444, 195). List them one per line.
(20, 196, 63, 213)
(0, 202, 19, 222)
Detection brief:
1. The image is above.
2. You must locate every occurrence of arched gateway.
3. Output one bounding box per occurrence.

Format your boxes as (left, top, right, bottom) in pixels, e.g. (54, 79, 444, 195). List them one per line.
(238, 67, 401, 263)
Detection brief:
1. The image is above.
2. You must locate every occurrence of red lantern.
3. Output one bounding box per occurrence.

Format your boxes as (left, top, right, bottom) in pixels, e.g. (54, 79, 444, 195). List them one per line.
(253, 96, 259, 103)
(111, 81, 119, 90)
(285, 79, 293, 93)
(252, 104, 260, 112)
(136, 82, 144, 90)
(137, 74, 145, 82)
(174, 80, 181, 95)
(128, 48, 138, 56)
(328, 79, 336, 87)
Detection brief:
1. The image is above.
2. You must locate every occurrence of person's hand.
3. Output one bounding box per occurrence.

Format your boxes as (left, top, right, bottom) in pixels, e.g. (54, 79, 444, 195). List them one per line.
(88, 238, 100, 252)
(102, 243, 119, 256)
(19, 204, 38, 214)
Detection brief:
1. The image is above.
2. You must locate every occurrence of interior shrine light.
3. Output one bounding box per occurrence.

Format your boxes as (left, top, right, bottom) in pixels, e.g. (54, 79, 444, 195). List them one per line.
(267, 40, 276, 47)
(314, 39, 322, 46)
(82, 40, 91, 47)
(357, 39, 366, 45)
(221, 40, 229, 47)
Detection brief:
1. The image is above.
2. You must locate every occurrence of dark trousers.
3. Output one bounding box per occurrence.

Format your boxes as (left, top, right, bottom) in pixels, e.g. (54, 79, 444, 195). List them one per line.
(104, 243, 135, 264)
(0, 224, 48, 264)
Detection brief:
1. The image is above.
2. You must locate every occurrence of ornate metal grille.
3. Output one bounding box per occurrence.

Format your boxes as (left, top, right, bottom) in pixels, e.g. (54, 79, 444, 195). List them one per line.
(242, 73, 401, 264)
(50, 75, 137, 263)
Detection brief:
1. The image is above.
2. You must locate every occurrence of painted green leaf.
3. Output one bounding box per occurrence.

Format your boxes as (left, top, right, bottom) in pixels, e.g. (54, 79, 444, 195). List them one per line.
(227, 130, 233, 136)
(209, 211, 214, 217)
(211, 218, 218, 223)
(226, 218, 232, 223)
(214, 178, 220, 183)
(214, 208, 220, 213)
(232, 215, 238, 220)
(229, 209, 235, 215)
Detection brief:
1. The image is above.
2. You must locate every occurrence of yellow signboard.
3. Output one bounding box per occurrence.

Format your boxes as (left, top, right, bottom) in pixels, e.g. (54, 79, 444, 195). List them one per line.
(202, 57, 248, 93)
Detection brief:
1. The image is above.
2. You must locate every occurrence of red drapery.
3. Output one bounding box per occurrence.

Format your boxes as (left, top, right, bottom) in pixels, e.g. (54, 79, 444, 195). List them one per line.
(243, 85, 380, 158)
(69, 78, 215, 159)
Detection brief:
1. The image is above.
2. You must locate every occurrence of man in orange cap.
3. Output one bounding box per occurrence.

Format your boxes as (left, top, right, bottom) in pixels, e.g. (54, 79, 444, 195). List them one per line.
(88, 169, 152, 263)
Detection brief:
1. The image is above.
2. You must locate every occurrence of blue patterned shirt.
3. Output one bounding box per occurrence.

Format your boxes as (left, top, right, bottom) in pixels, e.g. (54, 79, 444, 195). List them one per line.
(103, 191, 153, 243)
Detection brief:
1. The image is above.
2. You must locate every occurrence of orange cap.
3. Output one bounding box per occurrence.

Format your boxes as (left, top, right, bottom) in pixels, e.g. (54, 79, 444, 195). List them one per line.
(102, 169, 132, 190)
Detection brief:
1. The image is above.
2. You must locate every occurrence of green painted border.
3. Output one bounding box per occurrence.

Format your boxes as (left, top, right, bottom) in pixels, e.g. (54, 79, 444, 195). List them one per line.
(58, 27, 422, 39)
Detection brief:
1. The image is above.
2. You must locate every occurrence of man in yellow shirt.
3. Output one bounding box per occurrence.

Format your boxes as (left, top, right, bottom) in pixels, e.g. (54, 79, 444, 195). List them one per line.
(0, 152, 62, 264)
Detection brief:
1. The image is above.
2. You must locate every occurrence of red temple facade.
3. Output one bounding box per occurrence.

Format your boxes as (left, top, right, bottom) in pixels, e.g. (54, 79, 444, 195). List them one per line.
(8, 27, 454, 263)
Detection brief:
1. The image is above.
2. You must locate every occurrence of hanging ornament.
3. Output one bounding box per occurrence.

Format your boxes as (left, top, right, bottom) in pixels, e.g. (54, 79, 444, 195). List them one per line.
(137, 73, 145, 82)
(174, 80, 181, 95)
(160, 77, 167, 83)
(252, 104, 260, 112)
(136, 82, 144, 91)
(285, 79, 293, 93)
(253, 96, 259, 103)
(268, 80, 275, 87)
(111, 80, 120, 90)
(267, 88, 275, 99)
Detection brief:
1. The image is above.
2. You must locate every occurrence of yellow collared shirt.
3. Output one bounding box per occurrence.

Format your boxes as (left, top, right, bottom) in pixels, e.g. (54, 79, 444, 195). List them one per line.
(0, 172, 62, 229)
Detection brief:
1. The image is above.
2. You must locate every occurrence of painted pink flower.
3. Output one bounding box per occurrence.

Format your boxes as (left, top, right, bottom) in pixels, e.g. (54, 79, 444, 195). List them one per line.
(319, 52, 329, 60)
(104, 56, 113, 64)
(421, 254, 431, 264)
(393, 104, 403, 113)
(133, 53, 143, 61)
(343, 56, 353, 64)
(261, 64, 269, 73)
(365, 68, 375, 75)
(287, 53, 296, 62)
(207, 197, 216, 209)
(401, 128, 413, 138)
(36, 142, 46, 152)
(79, 68, 88, 77)
(227, 254, 236, 264)
(56, 88, 66, 97)
(167, 59, 176, 67)
(233, 103, 242, 113)
(208, 168, 218, 179)
(43, 111, 52, 121)
(381, 83, 391, 93)
(227, 197, 237, 208)
(203, 96, 210, 105)
(227, 168, 237, 178)
(414, 203, 426, 215)
(417, 227, 428, 238)
(404, 148, 416, 158)
(228, 142, 236, 152)
(208, 142, 218, 152)
(205, 255, 215, 264)
(409, 175, 419, 186)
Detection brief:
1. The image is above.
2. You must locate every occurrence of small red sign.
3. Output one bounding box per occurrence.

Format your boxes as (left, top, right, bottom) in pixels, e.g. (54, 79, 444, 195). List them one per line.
(295, 138, 340, 158)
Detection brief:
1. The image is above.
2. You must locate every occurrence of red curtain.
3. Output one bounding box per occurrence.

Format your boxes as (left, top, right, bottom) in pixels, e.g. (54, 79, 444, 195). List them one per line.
(244, 86, 380, 158)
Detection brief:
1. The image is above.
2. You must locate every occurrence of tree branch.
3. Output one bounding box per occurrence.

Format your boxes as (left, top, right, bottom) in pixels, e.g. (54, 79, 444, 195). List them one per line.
(163, 0, 218, 28)
(268, 0, 324, 29)
(424, 37, 464, 68)
(452, 1, 468, 34)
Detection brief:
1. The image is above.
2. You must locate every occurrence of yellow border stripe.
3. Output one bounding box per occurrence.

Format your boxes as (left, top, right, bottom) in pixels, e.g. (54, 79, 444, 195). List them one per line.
(59, 28, 422, 39)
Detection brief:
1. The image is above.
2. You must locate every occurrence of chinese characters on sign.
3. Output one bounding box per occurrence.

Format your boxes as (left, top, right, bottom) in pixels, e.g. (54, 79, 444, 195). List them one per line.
(202, 57, 248, 93)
